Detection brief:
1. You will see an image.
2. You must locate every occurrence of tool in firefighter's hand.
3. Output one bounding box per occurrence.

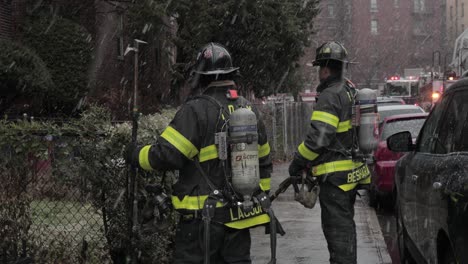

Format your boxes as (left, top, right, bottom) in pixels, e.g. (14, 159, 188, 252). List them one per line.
(294, 174, 319, 209)
(141, 184, 172, 232)
(269, 177, 299, 202)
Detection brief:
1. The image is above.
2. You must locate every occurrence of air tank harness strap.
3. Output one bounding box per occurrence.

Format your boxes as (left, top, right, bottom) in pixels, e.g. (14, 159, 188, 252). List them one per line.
(193, 156, 225, 264)
(202, 191, 224, 264)
(255, 192, 285, 264)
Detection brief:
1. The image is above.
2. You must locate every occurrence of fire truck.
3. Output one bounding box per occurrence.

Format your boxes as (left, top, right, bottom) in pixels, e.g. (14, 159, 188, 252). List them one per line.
(383, 75, 424, 105)
(384, 69, 458, 110)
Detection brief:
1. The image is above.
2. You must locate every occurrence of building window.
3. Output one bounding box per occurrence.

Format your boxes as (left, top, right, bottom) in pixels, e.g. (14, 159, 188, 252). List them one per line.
(413, 19, 426, 35)
(462, 3, 465, 17)
(451, 6, 454, 18)
(394, 0, 399, 8)
(117, 14, 124, 60)
(414, 0, 426, 13)
(371, 19, 378, 35)
(328, 4, 335, 18)
(370, 0, 377, 12)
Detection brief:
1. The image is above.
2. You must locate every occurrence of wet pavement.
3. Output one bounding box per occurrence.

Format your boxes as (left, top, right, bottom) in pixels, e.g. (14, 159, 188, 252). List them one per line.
(375, 206, 400, 264)
(250, 162, 392, 264)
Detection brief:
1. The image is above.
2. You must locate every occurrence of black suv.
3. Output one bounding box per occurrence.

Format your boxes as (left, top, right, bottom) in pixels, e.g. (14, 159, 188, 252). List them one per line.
(387, 79, 468, 264)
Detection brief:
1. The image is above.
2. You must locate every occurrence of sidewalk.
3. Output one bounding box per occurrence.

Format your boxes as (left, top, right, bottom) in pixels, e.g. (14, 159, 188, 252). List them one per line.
(250, 162, 392, 264)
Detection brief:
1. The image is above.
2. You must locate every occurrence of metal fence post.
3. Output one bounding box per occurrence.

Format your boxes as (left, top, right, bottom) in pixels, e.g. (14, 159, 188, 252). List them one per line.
(282, 99, 288, 158)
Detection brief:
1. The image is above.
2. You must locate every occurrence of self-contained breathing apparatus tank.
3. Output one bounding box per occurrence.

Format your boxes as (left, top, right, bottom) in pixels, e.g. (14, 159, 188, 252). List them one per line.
(352, 88, 379, 160)
(228, 108, 260, 210)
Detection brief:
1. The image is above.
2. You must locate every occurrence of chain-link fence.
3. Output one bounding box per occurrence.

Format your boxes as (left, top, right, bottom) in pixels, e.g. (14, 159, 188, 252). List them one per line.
(1, 109, 177, 264)
(255, 101, 316, 160)
(1, 134, 119, 264)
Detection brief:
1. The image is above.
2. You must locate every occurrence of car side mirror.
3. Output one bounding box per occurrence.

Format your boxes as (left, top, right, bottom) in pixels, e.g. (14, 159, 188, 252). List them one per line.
(387, 131, 414, 152)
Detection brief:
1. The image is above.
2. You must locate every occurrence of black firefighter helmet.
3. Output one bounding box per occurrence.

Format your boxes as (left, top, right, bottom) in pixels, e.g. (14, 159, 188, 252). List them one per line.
(191, 42, 239, 76)
(312, 41, 352, 67)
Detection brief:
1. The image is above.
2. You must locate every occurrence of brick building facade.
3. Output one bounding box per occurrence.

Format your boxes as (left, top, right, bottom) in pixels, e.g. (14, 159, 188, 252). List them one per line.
(299, 0, 446, 90)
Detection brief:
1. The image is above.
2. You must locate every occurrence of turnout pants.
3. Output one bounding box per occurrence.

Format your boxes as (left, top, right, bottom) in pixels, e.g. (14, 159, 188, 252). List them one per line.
(319, 181, 358, 264)
(173, 218, 251, 264)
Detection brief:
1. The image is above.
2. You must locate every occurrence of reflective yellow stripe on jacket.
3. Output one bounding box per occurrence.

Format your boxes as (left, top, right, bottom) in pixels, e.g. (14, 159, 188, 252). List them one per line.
(311, 111, 339, 128)
(312, 160, 370, 191)
(199, 145, 218, 162)
(198, 143, 271, 163)
(298, 142, 319, 161)
(139, 145, 154, 171)
(161, 126, 199, 159)
(225, 214, 271, 229)
(259, 178, 271, 191)
(258, 142, 271, 158)
(336, 120, 352, 133)
(173, 195, 270, 229)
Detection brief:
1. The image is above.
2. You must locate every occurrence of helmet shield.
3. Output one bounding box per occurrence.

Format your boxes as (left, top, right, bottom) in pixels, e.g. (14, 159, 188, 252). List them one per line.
(192, 43, 239, 75)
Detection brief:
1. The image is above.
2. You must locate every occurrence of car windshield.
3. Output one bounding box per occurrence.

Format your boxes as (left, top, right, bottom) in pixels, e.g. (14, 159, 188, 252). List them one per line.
(381, 118, 426, 140)
(379, 108, 424, 121)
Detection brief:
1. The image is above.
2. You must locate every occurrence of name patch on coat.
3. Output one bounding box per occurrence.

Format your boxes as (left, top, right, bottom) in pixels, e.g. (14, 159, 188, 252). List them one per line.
(229, 204, 265, 221)
(347, 165, 370, 183)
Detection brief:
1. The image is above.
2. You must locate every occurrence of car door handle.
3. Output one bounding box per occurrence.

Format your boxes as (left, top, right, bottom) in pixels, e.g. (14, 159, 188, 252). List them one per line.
(411, 174, 419, 182)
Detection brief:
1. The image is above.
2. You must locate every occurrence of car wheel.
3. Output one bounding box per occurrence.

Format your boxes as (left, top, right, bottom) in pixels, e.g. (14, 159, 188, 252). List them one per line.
(396, 199, 416, 264)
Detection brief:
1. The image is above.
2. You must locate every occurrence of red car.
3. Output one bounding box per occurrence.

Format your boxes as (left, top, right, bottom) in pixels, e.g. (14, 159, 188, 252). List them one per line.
(368, 113, 428, 208)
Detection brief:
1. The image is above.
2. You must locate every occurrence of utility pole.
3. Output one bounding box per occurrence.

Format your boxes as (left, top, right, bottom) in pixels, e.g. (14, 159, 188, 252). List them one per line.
(124, 38, 147, 264)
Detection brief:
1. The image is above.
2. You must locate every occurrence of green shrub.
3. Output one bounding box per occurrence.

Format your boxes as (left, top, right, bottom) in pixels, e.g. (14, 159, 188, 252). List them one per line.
(21, 15, 94, 114)
(0, 39, 54, 113)
(0, 106, 178, 263)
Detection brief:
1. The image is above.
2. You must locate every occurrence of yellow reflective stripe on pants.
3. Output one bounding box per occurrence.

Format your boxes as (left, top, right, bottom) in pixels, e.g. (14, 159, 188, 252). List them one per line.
(225, 214, 270, 229)
(336, 120, 352, 133)
(199, 145, 218, 162)
(258, 142, 271, 158)
(311, 111, 339, 128)
(138, 145, 154, 171)
(312, 160, 365, 176)
(298, 142, 319, 161)
(161, 126, 199, 159)
(172, 195, 224, 210)
(259, 178, 271, 191)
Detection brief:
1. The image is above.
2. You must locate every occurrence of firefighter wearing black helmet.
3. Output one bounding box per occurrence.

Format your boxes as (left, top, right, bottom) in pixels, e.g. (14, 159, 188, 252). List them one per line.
(127, 43, 273, 264)
(289, 41, 370, 264)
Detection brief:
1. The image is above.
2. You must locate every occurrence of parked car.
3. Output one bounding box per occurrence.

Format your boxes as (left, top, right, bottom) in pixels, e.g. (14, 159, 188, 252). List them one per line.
(377, 96, 406, 106)
(387, 78, 468, 264)
(377, 104, 425, 125)
(368, 113, 428, 208)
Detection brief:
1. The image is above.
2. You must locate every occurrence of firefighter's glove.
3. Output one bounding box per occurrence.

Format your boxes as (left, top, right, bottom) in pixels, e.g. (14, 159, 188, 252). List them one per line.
(124, 143, 140, 168)
(288, 156, 307, 182)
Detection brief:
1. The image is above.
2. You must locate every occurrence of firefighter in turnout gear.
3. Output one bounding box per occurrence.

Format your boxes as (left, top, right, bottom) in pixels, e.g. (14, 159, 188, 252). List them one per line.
(288, 41, 371, 264)
(127, 43, 273, 264)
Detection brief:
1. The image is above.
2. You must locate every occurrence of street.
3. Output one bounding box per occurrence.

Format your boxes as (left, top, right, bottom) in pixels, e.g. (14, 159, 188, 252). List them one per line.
(251, 162, 393, 264)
